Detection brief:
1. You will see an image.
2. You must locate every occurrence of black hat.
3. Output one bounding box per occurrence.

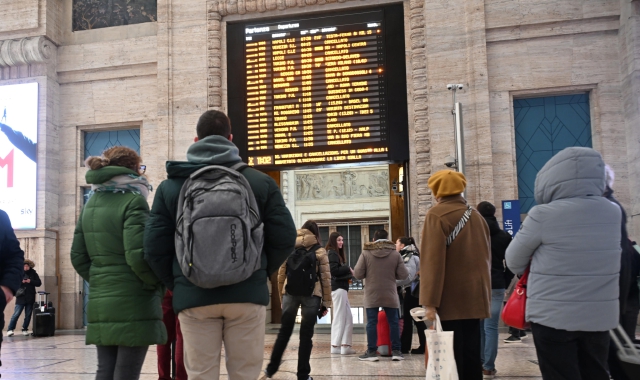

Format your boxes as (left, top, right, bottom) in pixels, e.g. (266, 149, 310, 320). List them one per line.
(476, 201, 496, 218)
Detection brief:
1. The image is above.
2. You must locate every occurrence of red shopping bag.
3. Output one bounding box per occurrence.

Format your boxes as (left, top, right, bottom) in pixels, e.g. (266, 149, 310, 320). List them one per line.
(502, 267, 531, 330)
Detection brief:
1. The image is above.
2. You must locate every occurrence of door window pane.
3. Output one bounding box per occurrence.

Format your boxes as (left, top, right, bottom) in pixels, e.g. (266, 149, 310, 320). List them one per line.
(319, 227, 329, 248)
(84, 129, 140, 160)
(368, 224, 385, 241)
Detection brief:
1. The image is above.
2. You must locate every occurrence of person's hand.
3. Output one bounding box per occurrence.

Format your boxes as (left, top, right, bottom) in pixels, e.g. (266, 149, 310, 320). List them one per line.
(350, 267, 355, 276)
(1, 286, 13, 303)
(321, 308, 329, 317)
(423, 306, 437, 325)
(25, 279, 30, 283)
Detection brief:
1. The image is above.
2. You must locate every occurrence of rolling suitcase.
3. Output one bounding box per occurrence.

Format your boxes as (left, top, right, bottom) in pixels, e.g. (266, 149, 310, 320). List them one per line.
(32, 291, 55, 337)
(376, 309, 403, 356)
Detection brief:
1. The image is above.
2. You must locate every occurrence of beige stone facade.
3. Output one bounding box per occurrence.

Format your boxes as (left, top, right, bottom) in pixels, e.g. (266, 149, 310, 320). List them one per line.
(1, 0, 639, 329)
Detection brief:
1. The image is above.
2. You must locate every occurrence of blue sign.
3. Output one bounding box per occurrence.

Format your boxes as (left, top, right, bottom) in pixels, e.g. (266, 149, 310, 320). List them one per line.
(502, 200, 521, 237)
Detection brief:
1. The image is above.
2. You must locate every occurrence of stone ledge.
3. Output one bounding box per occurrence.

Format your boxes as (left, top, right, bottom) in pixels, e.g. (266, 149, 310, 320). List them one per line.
(57, 62, 158, 84)
(486, 16, 620, 43)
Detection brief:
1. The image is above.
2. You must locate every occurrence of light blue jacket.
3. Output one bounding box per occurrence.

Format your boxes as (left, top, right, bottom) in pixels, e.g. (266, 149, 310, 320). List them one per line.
(506, 147, 621, 332)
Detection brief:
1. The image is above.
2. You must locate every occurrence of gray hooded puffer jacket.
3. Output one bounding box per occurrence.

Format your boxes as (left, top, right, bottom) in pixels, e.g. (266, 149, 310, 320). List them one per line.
(506, 147, 621, 332)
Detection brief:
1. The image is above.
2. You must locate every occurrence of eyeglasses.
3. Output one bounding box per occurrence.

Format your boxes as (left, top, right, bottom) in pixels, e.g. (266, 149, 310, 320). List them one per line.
(139, 165, 147, 174)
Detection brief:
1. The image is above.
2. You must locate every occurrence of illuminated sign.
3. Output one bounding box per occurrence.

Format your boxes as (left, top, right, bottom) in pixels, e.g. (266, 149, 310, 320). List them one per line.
(228, 5, 408, 169)
(0, 83, 38, 229)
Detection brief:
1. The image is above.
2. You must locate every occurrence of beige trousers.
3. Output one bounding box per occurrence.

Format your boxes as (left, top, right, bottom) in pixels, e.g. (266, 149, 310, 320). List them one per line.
(178, 303, 266, 380)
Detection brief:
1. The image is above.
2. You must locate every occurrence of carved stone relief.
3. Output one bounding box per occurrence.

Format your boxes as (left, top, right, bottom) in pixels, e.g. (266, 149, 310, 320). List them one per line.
(295, 169, 389, 201)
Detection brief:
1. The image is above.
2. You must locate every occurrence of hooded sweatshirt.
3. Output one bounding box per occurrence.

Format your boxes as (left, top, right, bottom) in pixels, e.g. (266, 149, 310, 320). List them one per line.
(354, 240, 408, 308)
(506, 147, 621, 332)
(144, 135, 297, 314)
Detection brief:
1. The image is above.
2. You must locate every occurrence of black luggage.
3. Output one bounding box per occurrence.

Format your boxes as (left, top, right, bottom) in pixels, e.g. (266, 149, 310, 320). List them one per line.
(32, 291, 55, 337)
(610, 324, 640, 379)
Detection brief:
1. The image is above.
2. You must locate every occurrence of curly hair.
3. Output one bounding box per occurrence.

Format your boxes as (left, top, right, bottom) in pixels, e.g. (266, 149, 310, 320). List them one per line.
(85, 146, 141, 172)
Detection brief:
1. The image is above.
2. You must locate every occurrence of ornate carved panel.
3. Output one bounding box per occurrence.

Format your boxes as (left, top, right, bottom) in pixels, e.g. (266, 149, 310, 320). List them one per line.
(295, 169, 389, 201)
(72, 0, 157, 31)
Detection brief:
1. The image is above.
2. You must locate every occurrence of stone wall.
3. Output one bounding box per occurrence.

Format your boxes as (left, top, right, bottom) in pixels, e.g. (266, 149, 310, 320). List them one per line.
(0, 0, 637, 329)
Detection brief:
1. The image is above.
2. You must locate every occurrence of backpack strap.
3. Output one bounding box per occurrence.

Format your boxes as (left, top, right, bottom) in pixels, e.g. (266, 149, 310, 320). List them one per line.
(446, 206, 473, 247)
(230, 162, 248, 172)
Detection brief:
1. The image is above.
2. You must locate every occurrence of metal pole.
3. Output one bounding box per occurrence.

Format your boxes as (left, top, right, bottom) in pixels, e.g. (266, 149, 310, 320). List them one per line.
(454, 102, 465, 177)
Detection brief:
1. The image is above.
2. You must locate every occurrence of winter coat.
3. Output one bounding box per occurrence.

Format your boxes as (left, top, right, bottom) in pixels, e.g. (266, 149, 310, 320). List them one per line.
(15, 268, 41, 306)
(506, 147, 621, 332)
(419, 195, 491, 321)
(483, 216, 512, 289)
(354, 240, 409, 309)
(144, 135, 297, 314)
(71, 166, 167, 346)
(278, 229, 332, 308)
(605, 190, 639, 318)
(328, 249, 351, 292)
(0, 210, 24, 301)
(397, 245, 419, 288)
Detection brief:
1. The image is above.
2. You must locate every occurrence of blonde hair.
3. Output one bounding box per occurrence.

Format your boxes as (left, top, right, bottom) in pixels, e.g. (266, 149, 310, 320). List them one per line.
(604, 164, 615, 189)
(85, 146, 141, 172)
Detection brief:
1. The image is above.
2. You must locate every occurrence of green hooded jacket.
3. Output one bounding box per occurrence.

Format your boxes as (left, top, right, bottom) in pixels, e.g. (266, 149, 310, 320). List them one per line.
(143, 136, 297, 314)
(71, 166, 167, 346)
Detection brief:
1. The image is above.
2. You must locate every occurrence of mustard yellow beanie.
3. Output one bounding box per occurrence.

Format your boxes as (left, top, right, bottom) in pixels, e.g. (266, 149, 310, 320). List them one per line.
(428, 170, 467, 198)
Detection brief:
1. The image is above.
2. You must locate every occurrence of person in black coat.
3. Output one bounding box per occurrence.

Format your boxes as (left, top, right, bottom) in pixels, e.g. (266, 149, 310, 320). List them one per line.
(477, 202, 512, 377)
(0, 210, 25, 348)
(327, 232, 356, 355)
(6, 259, 41, 336)
(604, 166, 640, 380)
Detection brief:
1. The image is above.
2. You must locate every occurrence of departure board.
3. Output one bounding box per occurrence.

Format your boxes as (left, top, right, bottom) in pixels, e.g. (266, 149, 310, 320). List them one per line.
(228, 6, 408, 169)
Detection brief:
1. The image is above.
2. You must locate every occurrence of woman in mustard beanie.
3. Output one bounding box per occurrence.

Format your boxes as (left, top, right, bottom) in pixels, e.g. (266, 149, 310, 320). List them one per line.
(419, 169, 492, 379)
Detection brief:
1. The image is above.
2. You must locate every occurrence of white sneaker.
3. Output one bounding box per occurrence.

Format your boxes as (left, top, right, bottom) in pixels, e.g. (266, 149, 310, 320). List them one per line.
(6, 330, 13, 337)
(331, 346, 341, 354)
(22, 330, 29, 336)
(341, 346, 357, 355)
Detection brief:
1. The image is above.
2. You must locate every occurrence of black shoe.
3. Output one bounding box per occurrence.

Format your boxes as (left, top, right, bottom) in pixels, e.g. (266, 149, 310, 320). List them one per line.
(411, 348, 425, 354)
(504, 335, 521, 343)
(358, 351, 379, 361)
(520, 331, 528, 339)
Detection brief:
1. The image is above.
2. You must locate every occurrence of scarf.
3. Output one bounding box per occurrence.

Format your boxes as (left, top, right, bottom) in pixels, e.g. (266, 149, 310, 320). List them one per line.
(90, 174, 152, 200)
(400, 244, 419, 263)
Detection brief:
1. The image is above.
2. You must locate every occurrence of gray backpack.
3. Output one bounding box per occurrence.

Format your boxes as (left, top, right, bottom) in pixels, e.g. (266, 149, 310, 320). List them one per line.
(175, 163, 264, 288)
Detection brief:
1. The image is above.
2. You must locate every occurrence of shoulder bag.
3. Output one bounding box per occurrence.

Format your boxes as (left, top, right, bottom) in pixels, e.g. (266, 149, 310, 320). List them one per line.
(501, 266, 531, 330)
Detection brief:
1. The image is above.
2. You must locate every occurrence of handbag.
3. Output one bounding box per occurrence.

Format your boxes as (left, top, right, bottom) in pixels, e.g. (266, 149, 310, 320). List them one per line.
(15, 287, 25, 297)
(501, 266, 531, 330)
(425, 314, 459, 379)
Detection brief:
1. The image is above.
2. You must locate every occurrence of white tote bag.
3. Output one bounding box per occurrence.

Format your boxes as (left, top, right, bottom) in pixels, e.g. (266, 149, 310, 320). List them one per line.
(425, 314, 459, 380)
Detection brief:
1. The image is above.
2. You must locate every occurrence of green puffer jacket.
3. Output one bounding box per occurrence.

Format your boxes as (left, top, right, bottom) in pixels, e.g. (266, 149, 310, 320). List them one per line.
(71, 166, 167, 347)
(144, 136, 297, 314)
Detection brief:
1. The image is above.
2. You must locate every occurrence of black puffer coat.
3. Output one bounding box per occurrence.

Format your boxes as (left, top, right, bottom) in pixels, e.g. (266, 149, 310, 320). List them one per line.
(328, 249, 351, 292)
(0, 210, 24, 299)
(16, 267, 41, 306)
(483, 216, 512, 289)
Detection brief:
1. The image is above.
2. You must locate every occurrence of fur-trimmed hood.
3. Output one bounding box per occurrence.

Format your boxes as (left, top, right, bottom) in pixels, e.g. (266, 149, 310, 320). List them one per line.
(363, 240, 397, 258)
(24, 259, 35, 269)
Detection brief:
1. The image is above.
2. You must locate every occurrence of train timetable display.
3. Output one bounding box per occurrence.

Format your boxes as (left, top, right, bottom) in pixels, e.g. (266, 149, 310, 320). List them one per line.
(228, 6, 408, 169)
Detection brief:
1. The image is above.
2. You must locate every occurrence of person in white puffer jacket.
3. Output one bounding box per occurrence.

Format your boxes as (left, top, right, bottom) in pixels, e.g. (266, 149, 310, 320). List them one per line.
(506, 146, 621, 380)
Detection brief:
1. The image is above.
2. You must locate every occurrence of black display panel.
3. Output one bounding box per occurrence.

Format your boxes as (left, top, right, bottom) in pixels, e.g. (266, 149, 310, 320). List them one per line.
(227, 5, 408, 169)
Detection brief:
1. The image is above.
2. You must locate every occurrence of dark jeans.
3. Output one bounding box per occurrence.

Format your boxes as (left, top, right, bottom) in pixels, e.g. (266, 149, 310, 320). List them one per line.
(365, 307, 401, 352)
(440, 319, 482, 380)
(401, 292, 426, 352)
(267, 295, 321, 380)
(96, 345, 149, 380)
(531, 323, 610, 380)
(7, 303, 33, 331)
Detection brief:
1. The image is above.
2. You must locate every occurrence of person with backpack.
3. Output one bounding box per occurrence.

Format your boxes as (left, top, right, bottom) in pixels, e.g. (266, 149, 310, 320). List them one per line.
(395, 236, 426, 355)
(144, 110, 297, 380)
(71, 146, 167, 380)
(6, 259, 41, 336)
(418, 170, 491, 380)
(327, 231, 356, 355)
(0, 209, 25, 361)
(263, 220, 332, 380)
(354, 229, 409, 362)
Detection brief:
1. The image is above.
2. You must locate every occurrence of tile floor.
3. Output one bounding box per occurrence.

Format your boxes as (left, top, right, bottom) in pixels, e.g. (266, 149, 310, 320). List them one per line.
(0, 329, 542, 379)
